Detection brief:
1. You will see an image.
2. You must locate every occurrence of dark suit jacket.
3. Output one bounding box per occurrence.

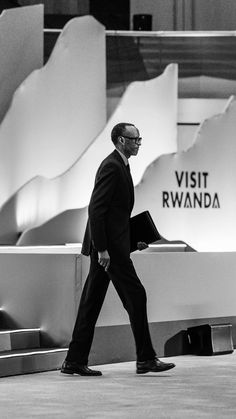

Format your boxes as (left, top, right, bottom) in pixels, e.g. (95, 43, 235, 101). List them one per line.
(82, 149, 134, 262)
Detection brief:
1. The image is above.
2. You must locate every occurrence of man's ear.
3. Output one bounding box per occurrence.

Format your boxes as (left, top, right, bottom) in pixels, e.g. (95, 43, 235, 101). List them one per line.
(118, 136, 125, 145)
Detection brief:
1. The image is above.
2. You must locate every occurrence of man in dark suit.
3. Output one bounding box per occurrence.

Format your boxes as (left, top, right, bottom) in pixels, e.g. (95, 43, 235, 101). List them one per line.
(61, 122, 175, 376)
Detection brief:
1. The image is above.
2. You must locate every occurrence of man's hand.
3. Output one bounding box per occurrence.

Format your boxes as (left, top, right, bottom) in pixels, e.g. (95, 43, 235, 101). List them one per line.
(98, 250, 110, 271)
(137, 241, 149, 251)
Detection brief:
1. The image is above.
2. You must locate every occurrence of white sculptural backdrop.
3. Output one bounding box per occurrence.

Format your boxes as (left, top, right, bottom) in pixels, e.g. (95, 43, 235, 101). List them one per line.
(134, 97, 236, 251)
(0, 5, 43, 124)
(0, 15, 106, 209)
(0, 10, 235, 252)
(0, 63, 178, 238)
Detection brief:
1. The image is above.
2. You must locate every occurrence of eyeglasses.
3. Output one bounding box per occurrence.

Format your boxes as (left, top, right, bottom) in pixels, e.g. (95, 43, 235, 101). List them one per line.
(122, 135, 142, 145)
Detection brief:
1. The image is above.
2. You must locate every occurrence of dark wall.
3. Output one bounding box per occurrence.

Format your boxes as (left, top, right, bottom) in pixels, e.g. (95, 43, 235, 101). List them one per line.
(0, 0, 20, 12)
(90, 0, 130, 30)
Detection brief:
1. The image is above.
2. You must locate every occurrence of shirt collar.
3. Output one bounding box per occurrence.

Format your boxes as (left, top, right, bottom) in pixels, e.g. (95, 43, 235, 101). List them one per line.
(116, 148, 129, 166)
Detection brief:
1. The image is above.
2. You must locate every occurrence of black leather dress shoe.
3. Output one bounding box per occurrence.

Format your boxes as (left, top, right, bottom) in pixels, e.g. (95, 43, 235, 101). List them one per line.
(136, 357, 175, 374)
(61, 361, 102, 376)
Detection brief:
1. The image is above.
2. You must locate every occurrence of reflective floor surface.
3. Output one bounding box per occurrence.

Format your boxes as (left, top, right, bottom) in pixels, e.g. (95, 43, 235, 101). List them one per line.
(0, 353, 236, 418)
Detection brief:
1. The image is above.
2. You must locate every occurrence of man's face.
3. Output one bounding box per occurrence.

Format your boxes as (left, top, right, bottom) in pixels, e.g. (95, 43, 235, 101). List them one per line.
(121, 125, 142, 158)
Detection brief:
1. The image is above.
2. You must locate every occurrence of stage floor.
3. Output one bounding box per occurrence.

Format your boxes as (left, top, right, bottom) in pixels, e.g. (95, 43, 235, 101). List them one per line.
(0, 353, 236, 418)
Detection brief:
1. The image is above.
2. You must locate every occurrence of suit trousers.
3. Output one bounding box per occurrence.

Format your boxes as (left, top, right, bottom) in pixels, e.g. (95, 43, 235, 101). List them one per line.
(66, 249, 156, 364)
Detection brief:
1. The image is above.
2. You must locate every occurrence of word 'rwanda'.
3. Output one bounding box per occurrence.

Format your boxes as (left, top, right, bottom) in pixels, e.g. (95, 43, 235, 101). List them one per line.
(163, 171, 220, 208)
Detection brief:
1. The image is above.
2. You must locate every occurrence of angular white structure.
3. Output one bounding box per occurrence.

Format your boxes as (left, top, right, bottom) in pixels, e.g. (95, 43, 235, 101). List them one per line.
(134, 97, 236, 251)
(0, 5, 43, 123)
(0, 16, 106, 209)
(9, 64, 178, 242)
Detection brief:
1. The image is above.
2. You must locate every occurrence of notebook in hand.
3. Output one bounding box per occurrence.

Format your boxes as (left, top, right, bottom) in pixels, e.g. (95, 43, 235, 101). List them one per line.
(130, 210, 161, 252)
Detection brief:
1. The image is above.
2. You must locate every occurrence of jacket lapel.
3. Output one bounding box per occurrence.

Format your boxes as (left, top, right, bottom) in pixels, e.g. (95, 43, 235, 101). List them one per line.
(113, 150, 134, 211)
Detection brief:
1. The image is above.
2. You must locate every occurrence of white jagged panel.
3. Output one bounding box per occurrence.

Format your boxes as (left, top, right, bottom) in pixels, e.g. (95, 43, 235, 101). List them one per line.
(8, 64, 178, 243)
(177, 98, 228, 151)
(17, 208, 88, 246)
(56, 64, 178, 209)
(134, 97, 236, 252)
(111, 63, 178, 185)
(0, 15, 106, 209)
(0, 5, 43, 123)
(178, 98, 228, 124)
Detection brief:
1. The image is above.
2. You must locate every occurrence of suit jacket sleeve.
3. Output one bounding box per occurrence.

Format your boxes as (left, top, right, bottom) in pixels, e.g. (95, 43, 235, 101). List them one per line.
(89, 162, 118, 252)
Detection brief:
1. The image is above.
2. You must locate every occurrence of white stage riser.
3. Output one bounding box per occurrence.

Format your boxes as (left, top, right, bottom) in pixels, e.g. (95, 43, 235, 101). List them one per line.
(0, 349, 67, 378)
(0, 329, 40, 352)
(0, 250, 235, 365)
